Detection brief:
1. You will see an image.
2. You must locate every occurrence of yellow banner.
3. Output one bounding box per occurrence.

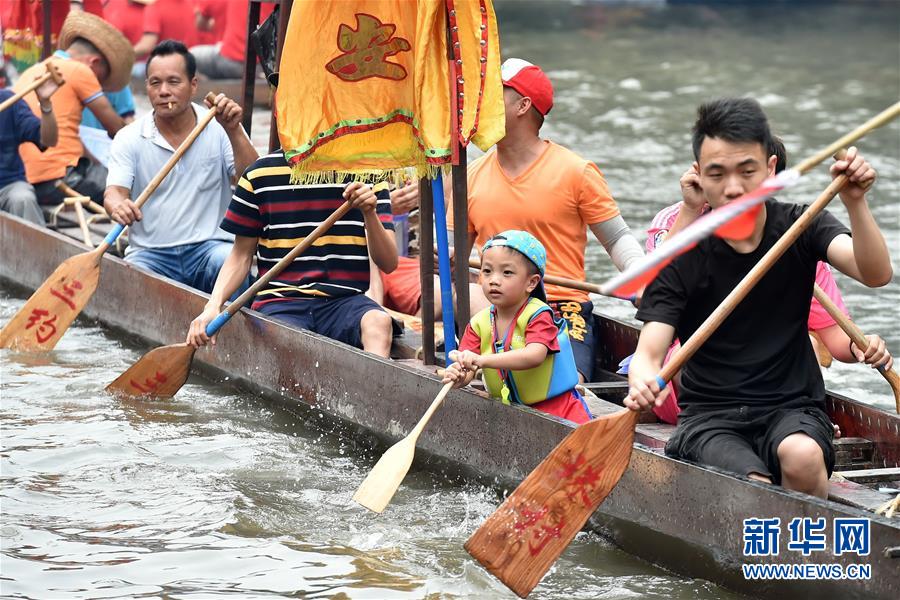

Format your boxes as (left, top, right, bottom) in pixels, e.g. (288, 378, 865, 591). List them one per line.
(276, 0, 504, 184)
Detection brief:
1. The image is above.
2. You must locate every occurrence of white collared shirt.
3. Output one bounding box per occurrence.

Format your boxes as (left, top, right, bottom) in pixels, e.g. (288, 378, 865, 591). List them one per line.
(107, 103, 236, 252)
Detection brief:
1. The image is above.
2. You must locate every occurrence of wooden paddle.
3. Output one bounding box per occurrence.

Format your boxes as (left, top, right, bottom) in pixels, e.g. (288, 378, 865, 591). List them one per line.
(353, 381, 454, 512)
(0, 93, 219, 352)
(464, 146, 880, 597)
(812, 284, 900, 413)
(106, 201, 354, 398)
(0, 60, 65, 113)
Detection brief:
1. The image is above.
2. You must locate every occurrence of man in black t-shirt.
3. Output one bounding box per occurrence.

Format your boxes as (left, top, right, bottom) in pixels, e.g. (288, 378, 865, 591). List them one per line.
(625, 98, 893, 499)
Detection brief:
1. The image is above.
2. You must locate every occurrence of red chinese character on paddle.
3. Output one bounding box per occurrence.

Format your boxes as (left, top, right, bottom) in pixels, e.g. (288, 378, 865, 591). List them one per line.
(129, 371, 168, 394)
(326, 14, 411, 82)
(49, 278, 83, 311)
(513, 505, 566, 556)
(556, 452, 605, 508)
(25, 308, 58, 343)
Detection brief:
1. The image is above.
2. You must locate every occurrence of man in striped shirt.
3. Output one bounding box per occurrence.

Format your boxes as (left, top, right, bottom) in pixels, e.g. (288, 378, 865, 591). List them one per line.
(186, 151, 399, 357)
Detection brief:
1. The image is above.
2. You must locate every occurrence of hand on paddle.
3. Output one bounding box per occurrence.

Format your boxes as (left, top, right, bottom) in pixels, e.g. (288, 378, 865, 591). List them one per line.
(206, 92, 243, 133)
(830, 146, 876, 204)
(442, 350, 478, 388)
(187, 303, 222, 348)
(104, 191, 142, 225)
(851, 334, 893, 371)
(35, 70, 61, 105)
(343, 182, 379, 215)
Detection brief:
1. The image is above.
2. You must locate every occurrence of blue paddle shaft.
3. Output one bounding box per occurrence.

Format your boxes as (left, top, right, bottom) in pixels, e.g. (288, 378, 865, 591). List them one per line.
(102, 223, 125, 246)
(205, 312, 232, 337)
(432, 172, 457, 363)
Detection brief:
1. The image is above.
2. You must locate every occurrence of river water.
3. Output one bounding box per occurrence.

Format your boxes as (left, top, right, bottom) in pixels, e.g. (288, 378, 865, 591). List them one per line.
(2, 2, 898, 598)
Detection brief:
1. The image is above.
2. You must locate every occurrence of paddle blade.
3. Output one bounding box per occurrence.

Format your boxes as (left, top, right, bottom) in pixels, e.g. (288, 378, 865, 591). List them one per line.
(106, 343, 196, 399)
(0, 250, 101, 351)
(353, 436, 417, 513)
(465, 409, 638, 598)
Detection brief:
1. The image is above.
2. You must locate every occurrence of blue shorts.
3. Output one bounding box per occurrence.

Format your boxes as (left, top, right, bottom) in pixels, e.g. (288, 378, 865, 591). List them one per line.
(548, 299, 595, 380)
(257, 295, 396, 349)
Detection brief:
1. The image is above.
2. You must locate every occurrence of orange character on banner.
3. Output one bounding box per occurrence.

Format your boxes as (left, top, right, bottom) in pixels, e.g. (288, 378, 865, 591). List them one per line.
(326, 13, 411, 82)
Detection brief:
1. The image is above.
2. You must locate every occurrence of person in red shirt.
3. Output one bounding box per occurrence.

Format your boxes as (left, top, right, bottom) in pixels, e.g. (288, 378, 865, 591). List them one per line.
(192, 0, 227, 46)
(132, 0, 201, 77)
(190, 0, 272, 80)
(101, 0, 146, 46)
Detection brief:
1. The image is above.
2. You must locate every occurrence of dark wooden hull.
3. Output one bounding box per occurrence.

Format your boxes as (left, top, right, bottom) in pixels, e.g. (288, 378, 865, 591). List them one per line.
(1, 214, 897, 599)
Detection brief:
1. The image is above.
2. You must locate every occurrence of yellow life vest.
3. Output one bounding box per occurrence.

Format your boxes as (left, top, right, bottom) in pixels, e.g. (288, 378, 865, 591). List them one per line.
(470, 297, 579, 405)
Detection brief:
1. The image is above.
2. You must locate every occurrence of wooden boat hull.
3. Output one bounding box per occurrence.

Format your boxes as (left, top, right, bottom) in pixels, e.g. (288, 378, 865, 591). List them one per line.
(1, 214, 897, 599)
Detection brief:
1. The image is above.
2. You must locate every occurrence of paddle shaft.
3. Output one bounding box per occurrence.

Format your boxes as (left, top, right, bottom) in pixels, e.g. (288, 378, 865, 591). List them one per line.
(410, 382, 453, 440)
(656, 169, 852, 386)
(793, 101, 900, 174)
(812, 284, 900, 412)
(98, 92, 220, 253)
(206, 201, 353, 335)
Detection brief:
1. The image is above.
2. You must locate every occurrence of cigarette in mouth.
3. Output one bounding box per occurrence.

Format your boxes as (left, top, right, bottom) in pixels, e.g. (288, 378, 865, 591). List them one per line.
(167, 102, 173, 110)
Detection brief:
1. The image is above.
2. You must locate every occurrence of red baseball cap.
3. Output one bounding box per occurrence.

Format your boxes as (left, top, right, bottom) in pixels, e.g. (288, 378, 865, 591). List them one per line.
(501, 58, 554, 116)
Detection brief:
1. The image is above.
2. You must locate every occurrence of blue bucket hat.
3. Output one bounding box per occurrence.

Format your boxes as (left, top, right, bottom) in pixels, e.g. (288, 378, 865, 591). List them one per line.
(482, 230, 547, 302)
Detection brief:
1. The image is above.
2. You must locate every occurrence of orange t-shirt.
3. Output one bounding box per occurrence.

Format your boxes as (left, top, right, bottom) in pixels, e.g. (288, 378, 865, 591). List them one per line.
(15, 54, 104, 183)
(463, 141, 620, 302)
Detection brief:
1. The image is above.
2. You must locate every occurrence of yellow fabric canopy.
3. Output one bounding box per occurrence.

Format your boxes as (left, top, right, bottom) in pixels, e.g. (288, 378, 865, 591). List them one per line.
(276, 0, 505, 184)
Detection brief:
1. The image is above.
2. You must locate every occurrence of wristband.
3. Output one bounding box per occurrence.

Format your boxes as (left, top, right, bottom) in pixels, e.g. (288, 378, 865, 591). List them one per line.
(40, 103, 53, 114)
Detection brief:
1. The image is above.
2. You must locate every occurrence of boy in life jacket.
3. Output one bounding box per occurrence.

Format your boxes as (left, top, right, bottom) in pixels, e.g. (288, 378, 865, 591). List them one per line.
(442, 230, 593, 424)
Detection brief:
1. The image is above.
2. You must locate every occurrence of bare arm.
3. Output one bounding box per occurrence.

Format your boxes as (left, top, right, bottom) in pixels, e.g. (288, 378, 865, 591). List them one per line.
(814, 323, 893, 369)
(34, 75, 59, 146)
(624, 321, 675, 411)
(133, 33, 159, 59)
(344, 182, 398, 274)
(87, 95, 126, 137)
(825, 148, 892, 287)
(366, 259, 385, 304)
(187, 235, 257, 347)
(206, 93, 258, 183)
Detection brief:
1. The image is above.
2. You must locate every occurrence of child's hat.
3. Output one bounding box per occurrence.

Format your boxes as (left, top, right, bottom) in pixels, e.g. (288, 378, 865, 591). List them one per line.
(482, 230, 547, 301)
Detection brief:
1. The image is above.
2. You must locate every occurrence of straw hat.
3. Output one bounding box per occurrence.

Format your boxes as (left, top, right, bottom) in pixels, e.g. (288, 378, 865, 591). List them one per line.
(58, 11, 135, 92)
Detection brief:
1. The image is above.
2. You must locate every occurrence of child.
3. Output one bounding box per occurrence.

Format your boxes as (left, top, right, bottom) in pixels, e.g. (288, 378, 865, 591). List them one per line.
(442, 230, 593, 424)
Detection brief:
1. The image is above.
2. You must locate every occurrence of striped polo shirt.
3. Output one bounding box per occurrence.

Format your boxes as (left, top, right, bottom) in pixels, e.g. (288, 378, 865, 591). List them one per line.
(220, 151, 393, 309)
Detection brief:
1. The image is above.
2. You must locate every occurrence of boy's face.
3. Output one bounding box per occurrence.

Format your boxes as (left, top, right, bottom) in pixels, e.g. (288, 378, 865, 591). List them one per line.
(479, 246, 541, 308)
(696, 137, 777, 209)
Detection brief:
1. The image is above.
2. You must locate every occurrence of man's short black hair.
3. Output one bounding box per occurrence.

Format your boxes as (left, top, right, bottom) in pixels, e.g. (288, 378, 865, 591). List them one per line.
(146, 39, 196, 79)
(770, 135, 787, 173)
(692, 97, 774, 162)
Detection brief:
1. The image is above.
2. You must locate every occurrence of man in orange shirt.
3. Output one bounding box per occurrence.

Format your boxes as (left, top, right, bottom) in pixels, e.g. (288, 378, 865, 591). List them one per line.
(14, 11, 132, 206)
(459, 59, 644, 381)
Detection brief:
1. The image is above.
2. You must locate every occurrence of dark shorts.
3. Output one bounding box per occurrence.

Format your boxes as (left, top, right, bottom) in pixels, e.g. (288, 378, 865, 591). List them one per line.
(257, 295, 397, 349)
(664, 405, 835, 483)
(548, 299, 595, 380)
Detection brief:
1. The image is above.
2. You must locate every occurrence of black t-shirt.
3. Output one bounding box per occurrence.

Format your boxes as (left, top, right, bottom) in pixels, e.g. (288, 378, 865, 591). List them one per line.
(636, 200, 850, 417)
